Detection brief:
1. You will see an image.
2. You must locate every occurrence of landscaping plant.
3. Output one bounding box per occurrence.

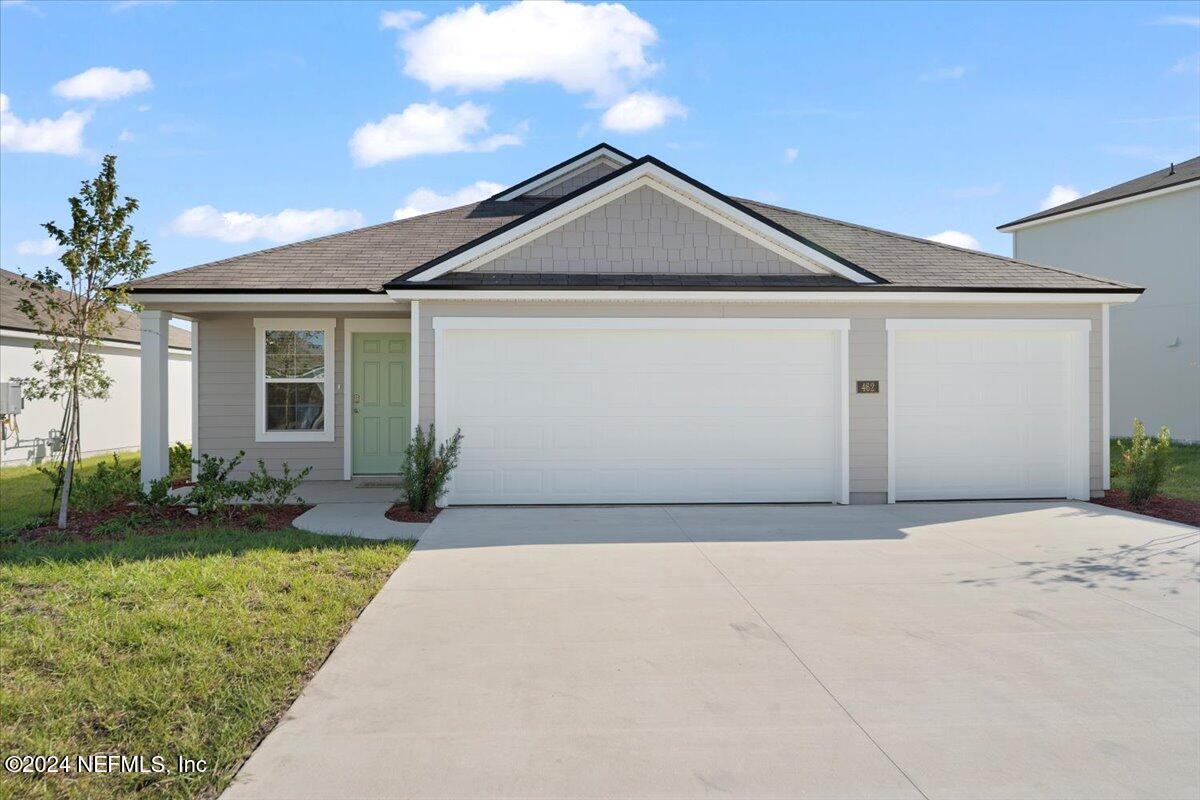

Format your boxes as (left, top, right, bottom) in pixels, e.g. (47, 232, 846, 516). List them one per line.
(7, 155, 153, 529)
(169, 441, 193, 482)
(1118, 419, 1172, 506)
(399, 424, 464, 513)
(186, 451, 249, 517)
(245, 459, 313, 508)
(65, 453, 141, 513)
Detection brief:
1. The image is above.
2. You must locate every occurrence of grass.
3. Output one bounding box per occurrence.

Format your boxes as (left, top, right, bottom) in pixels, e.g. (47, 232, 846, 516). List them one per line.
(1109, 438, 1200, 502)
(0, 453, 143, 534)
(0, 526, 413, 799)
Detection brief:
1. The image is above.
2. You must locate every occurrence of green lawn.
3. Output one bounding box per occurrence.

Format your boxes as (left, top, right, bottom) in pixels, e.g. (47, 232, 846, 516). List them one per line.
(0, 527, 413, 799)
(1109, 438, 1200, 502)
(0, 453, 143, 534)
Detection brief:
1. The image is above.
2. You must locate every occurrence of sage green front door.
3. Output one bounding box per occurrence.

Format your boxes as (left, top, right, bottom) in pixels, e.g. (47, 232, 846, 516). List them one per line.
(351, 332, 410, 475)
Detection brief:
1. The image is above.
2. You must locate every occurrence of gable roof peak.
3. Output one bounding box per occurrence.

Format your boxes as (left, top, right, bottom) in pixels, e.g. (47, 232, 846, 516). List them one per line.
(492, 142, 636, 201)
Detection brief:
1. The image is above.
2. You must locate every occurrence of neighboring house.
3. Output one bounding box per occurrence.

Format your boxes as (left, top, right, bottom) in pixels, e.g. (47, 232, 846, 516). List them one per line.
(999, 157, 1200, 442)
(1, 269, 192, 465)
(128, 144, 1142, 504)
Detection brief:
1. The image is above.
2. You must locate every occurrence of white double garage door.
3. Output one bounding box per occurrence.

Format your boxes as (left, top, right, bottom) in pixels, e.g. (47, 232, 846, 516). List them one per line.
(434, 317, 1091, 505)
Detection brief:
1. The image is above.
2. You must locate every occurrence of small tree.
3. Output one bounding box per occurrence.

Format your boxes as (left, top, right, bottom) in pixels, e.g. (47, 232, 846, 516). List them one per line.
(8, 155, 152, 528)
(1118, 419, 1172, 506)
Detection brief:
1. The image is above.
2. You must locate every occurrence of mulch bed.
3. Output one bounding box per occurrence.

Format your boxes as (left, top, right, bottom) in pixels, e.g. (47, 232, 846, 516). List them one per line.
(16, 504, 312, 543)
(1091, 490, 1200, 527)
(385, 504, 442, 524)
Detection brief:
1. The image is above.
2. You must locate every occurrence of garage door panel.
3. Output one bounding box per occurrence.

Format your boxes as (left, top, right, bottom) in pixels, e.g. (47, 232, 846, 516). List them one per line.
(439, 325, 842, 504)
(892, 326, 1083, 502)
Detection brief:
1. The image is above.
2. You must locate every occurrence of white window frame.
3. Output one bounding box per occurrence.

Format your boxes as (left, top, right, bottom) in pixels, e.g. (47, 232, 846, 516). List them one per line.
(254, 318, 336, 443)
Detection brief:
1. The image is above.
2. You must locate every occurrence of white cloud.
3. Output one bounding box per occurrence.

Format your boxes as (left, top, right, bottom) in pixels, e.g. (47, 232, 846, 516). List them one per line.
(15, 237, 61, 256)
(926, 230, 980, 250)
(349, 101, 522, 167)
(919, 65, 966, 82)
(393, 180, 504, 220)
(600, 91, 686, 132)
(1168, 53, 1200, 75)
(118, 129, 135, 142)
(1155, 15, 1200, 27)
(380, 9, 424, 30)
(1039, 184, 1082, 210)
(169, 205, 364, 244)
(53, 67, 153, 101)
(0, 93, 91, 156)
(783, 147, 799, 164)
(399, 0, 659, 99)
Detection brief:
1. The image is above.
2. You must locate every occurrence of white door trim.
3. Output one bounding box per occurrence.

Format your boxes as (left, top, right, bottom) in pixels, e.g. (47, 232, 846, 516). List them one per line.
(342, 317, 413, 480)
(886, 318, 1092, 503)
(433, 316, 851, 505)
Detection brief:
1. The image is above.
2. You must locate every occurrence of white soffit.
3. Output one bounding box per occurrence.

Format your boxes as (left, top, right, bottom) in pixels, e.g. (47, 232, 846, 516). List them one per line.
(414, 163, 874, 284)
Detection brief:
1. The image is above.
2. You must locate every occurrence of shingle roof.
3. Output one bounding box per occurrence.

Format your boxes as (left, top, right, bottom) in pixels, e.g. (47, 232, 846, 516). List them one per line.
(129, 199, 545, 292)
(128, 148, 1141, 295)
(998, 155, 1200, 230)
(2, 269, 191, 349)
(738, 200, 1139, 290)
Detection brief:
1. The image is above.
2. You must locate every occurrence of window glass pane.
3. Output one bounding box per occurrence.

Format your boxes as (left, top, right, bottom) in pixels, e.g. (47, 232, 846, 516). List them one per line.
(265, 383, 325, 431)
(264, 330, 325, 378)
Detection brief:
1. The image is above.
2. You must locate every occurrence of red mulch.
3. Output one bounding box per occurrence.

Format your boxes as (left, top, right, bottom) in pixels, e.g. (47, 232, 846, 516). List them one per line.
(1091, 490, 1200, 527)
(17, 504, 312, 543)
(385, 504, 441, 524)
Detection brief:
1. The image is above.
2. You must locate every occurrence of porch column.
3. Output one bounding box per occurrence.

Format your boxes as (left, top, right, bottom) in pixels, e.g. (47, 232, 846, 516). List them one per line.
(139, 309, 170, 487)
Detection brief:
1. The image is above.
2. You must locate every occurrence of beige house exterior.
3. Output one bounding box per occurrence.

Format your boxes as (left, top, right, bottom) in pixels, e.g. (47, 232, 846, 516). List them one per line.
(1000, 157, 1199, 442)
(131, 145, 1141, 504)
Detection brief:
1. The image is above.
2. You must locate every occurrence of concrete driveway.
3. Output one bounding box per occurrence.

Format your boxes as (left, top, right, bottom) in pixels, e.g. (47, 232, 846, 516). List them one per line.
(224, 502, 1199, 800)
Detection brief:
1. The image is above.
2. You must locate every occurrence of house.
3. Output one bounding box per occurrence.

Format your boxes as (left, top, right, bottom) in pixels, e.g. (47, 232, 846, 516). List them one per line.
(128, 144, 1142, 504)
(999, 157, 1199, 442)
(1, 268, 192, 465)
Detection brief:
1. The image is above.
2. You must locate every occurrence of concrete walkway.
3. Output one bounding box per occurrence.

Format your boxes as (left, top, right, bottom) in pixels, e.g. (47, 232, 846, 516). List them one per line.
(225, 502, 1199, 799)
(292, 503, 429, 540)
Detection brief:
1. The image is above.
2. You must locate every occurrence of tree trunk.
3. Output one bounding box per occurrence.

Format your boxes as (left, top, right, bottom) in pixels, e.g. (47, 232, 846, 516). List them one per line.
(56, 395, 76, 529)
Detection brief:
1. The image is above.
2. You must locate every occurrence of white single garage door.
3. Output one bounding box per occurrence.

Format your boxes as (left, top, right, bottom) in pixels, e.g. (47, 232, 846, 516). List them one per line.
(888, 319, 1091, 502)
(435, 318, 849, 505)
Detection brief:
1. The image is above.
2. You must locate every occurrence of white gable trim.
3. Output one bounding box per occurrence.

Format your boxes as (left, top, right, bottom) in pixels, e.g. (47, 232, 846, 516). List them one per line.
(410, 163, 876, 284)
(495, 146, 632, 201)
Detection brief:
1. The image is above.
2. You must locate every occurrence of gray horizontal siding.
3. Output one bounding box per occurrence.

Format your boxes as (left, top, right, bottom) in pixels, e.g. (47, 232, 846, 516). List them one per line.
(195, 313, 410, 481)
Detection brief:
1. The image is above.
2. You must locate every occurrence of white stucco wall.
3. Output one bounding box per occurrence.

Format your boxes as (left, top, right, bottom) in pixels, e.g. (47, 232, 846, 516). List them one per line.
(1011, 185, 1200, 441)
(0, 334, 192, 465)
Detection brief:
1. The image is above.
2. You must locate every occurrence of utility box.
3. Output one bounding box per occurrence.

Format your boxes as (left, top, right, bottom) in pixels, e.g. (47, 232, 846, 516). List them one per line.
(0, 381, 24, 415)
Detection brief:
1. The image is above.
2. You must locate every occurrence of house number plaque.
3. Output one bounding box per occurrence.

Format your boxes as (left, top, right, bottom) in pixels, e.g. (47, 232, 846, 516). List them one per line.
(856, 380, 880, 394)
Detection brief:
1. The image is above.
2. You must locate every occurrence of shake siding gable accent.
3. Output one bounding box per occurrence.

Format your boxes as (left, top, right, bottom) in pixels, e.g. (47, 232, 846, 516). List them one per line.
(480, 186, 805, 275)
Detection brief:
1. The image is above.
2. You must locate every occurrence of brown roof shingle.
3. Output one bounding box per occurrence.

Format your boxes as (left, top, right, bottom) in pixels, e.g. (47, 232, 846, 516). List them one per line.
(2, 269, 191, 349)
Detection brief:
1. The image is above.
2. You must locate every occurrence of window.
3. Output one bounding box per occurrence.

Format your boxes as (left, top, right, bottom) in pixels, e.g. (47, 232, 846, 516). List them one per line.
(254, 319, 335, 442)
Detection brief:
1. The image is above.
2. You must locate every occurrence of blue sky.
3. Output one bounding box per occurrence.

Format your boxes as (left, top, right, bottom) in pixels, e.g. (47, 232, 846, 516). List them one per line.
(2, 0, 1198, 279)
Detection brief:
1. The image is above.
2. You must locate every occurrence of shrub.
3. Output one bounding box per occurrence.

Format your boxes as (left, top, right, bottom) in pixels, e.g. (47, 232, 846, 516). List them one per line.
(70, 454, 141, 513)
(187, 450, 249, 517)
(399, 424, 463, 513)
(137, 475, 177, 511)
(244, 511, 269, 530)
(1118, 419, 1172, 506)
(169, 442, 193, 482)
(244, 459, 313, 508)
